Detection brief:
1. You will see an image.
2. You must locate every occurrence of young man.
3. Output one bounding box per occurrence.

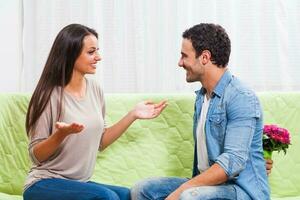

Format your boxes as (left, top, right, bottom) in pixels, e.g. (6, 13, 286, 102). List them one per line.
(131, 23, 270, 200)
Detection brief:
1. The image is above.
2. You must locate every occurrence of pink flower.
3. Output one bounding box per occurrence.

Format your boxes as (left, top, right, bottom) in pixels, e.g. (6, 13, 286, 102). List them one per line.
(263, 124, 291, 154)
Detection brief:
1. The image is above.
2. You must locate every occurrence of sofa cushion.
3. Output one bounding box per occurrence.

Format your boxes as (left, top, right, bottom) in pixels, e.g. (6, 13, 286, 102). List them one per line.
(0, 192, 22, 200)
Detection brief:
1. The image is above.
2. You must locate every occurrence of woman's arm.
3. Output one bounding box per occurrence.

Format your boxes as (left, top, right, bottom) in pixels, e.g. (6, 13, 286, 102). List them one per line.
(100, 100, 167, 150)
(32, 122, 84, 163)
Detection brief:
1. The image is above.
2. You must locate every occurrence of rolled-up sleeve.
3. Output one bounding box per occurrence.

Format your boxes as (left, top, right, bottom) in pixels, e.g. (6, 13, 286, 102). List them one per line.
(215, 91, 261, 179)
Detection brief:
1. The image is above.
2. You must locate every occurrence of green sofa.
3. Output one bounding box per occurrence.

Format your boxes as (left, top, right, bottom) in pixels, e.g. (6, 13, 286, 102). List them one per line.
(0, 93, 299, 200)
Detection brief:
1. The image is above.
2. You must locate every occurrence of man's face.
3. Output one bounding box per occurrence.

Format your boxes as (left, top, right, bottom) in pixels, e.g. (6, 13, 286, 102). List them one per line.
(178, 39, 204, 82)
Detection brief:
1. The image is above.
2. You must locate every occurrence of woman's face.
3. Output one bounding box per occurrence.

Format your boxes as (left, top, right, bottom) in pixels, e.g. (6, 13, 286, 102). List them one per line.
(73, 34, 101, 75)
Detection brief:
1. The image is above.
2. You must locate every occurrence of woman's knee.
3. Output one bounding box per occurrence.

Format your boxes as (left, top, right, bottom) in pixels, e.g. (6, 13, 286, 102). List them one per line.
(94, 189, 120, 200)
(116, 187, 130, 200)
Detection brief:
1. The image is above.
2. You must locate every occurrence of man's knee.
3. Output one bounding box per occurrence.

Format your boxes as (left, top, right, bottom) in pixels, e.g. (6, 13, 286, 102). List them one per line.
(180, 186, 220, 200)
(131, 178, 155, 200)
(131, 177, 188, 200)
(179, 186, 236, 200)
(131, 177, 173, 200)
(179, 187, 200, 200)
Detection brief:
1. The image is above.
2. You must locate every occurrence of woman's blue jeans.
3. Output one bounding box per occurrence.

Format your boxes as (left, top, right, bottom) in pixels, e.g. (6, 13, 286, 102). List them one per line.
(23, 178, 130, 200)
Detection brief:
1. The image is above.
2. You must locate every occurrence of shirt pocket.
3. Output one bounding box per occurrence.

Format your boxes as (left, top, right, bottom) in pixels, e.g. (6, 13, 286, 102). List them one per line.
(208, 113, 226, 143)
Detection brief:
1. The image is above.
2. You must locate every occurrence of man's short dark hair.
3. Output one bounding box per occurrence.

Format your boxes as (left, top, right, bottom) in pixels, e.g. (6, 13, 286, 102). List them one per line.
(182, 23, 231, 67)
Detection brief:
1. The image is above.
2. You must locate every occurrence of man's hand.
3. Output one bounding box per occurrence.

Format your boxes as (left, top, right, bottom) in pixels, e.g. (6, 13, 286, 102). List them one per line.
(266, 159, 273, 175)
(166, 189, 183, 200)
(166, 183, 191, 200)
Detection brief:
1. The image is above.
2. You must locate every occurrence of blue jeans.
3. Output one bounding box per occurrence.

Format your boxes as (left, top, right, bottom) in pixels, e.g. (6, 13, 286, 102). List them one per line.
(23, 178, 130, 200)
(131, 177, 251, 200)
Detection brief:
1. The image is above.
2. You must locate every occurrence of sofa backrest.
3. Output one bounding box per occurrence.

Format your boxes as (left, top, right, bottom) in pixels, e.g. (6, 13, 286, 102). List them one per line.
(258, 92, 300, 198)
(0, 93, 299, 198)
(0, 94, 31, 195)
(93, 94, 195, 187)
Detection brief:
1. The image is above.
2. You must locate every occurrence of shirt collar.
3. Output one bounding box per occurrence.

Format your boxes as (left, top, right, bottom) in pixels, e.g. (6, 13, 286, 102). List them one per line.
(194, 70, 233, 98)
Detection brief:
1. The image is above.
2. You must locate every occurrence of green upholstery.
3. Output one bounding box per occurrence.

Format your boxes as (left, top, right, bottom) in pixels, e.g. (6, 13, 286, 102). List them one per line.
(0, 93, 299, 199)
(0, 94, 30, 200)
(259, 93, 300, 199)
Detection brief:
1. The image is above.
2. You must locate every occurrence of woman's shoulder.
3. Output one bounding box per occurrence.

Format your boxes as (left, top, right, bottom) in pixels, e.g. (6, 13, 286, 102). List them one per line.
(86, 77, 101, 88)
(86, 77, 104, 98)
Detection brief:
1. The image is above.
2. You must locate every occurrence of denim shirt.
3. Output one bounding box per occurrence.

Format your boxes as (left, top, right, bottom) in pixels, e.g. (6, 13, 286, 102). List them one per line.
(192, 71, 270, 200)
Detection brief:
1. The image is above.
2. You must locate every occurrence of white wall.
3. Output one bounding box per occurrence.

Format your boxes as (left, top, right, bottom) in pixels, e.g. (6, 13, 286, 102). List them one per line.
(0, 0, 22, 92)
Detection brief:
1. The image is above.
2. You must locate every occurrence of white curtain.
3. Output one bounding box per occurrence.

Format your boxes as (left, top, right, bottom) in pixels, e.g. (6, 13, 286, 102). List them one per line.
(17, 0, 300, 93)
(22, 0, 103, 92)
(0, 0, 23, 92)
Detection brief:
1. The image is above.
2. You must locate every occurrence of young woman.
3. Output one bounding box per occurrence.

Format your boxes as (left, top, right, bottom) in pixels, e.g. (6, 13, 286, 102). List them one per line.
(23, 24, 167, 200)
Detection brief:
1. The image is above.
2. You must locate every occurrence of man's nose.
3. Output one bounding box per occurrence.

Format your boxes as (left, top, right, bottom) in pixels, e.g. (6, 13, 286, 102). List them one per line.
(178, 58, 183, 67)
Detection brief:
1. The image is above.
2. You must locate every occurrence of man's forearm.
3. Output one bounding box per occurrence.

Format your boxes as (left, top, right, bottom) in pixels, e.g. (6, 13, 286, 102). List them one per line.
(178, 163, 228, 192)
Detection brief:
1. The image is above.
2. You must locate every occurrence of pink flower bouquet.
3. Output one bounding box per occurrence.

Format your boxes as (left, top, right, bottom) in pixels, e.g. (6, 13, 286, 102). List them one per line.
(263, 124, 291, 159)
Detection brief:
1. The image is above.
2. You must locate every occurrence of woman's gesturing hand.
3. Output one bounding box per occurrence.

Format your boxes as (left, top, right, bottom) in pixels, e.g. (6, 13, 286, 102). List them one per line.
(55, 122, 84, 136)
(132, 100, 168, 119)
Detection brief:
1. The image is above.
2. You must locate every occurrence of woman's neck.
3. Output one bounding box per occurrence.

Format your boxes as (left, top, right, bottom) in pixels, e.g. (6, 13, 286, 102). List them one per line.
(64, 73, 86, 98)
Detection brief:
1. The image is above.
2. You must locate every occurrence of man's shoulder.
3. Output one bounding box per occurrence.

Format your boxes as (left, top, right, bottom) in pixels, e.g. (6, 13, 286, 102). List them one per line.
(226, 76, 257, 98)
(222, 77, 261, 113)
(222, 76, 261, 113)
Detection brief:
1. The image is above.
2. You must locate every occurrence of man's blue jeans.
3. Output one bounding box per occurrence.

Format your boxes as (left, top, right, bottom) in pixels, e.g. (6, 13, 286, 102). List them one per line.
(23, 178, 130, 200)
(131, 177, 251, 200)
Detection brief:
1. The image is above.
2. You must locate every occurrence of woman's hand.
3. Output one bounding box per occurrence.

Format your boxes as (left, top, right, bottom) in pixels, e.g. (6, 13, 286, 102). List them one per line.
(100, 100, 167, 150)
(131, 100, 167, 119)
(55, 122, 84, 136)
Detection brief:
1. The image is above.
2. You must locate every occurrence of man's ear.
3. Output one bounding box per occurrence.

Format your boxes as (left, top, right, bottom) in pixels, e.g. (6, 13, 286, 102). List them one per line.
(200, 50, 211, 65)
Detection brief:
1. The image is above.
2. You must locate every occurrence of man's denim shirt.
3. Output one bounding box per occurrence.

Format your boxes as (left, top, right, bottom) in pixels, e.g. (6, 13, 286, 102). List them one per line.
(192, 71, 270, 200)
